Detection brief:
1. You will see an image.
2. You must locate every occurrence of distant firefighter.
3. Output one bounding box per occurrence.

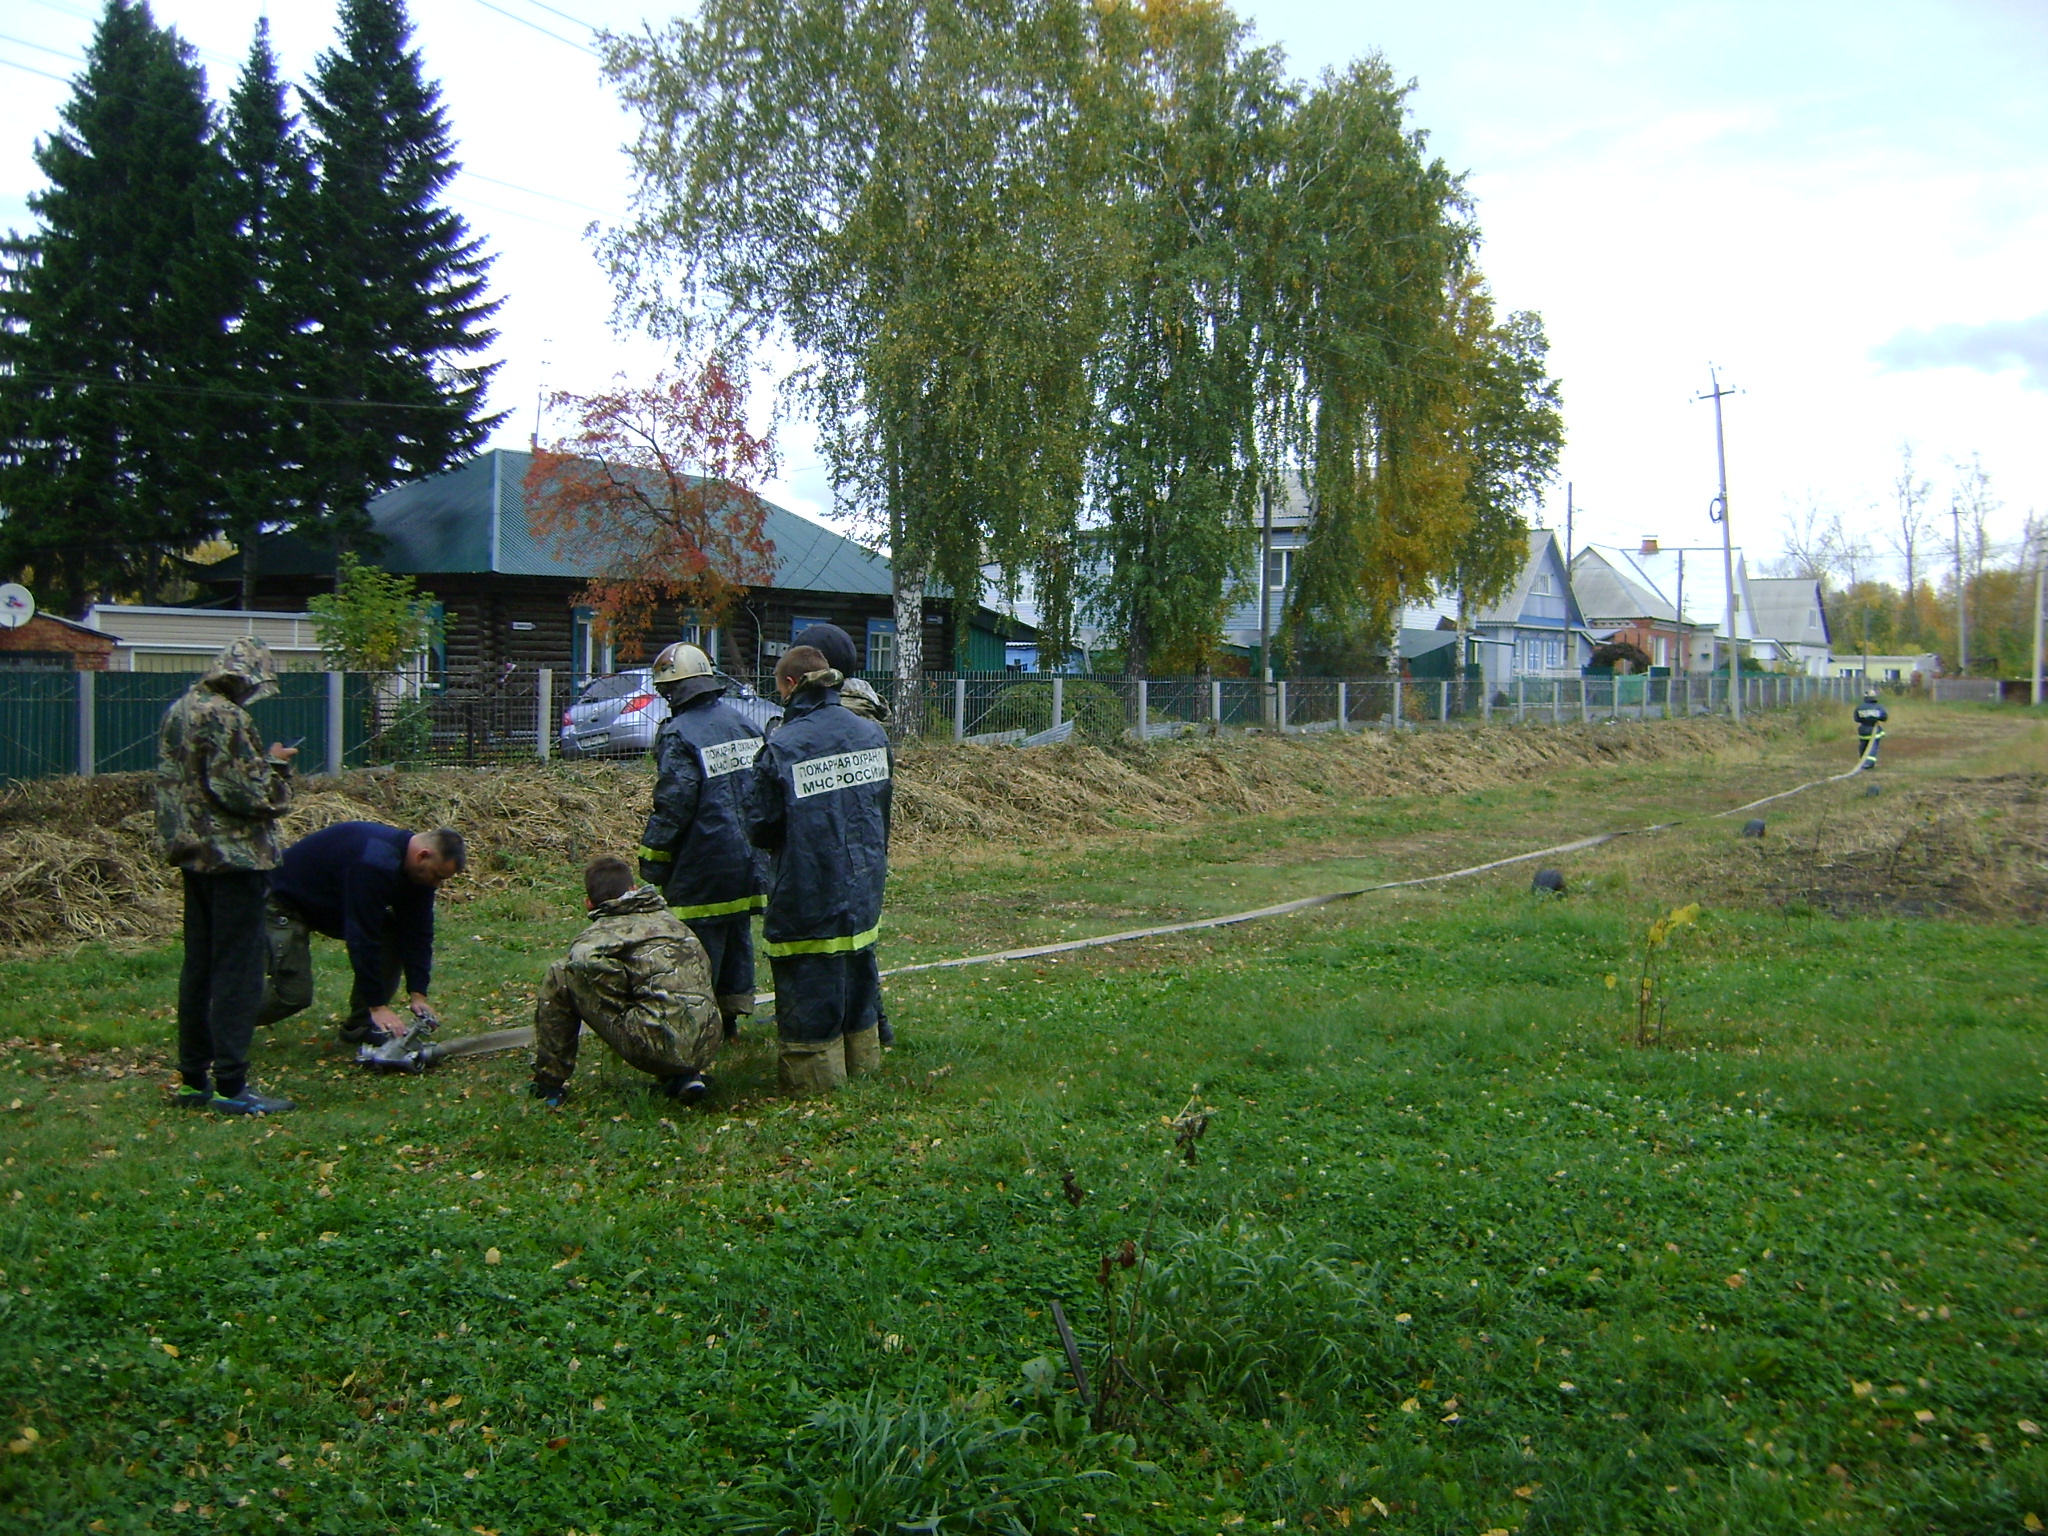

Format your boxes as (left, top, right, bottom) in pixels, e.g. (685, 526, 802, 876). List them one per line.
(1853, 689, 1888, 769)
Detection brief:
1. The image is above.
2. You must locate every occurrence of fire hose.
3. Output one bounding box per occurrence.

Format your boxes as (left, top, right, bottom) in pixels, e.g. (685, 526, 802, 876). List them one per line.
(360, 755, 1879, 1073)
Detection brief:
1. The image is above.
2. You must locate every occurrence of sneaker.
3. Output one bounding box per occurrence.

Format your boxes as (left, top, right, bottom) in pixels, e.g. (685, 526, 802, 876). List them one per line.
(210, 1086, 295, 1116)
(530, 1078, 569, 1108)
(877, 1018, 895, 1048)
(174, 1084, 211, 1109)
(659, 1072, 710, 1105)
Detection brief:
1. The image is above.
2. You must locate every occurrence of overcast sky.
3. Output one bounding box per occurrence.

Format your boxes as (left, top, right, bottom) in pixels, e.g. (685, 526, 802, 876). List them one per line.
(4, 0, 2044, 580)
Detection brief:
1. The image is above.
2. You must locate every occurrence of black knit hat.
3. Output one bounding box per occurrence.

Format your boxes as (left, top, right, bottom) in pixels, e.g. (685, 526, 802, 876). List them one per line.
(793, 622, 859, 674)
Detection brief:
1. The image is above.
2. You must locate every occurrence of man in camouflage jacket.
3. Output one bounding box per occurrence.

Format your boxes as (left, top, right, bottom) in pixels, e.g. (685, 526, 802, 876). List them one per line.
(530, 857, 724, 1106)
(156, 637, 298, 1114)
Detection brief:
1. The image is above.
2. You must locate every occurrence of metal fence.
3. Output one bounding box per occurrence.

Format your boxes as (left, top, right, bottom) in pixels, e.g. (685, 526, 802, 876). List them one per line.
(0, 665, 1871, 784)
(875, 670, 1867, 744)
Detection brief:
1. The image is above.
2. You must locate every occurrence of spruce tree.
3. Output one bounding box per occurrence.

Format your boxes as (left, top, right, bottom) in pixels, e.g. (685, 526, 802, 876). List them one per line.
(300, 0, 502, 545)
(223, 18, 321, 608)
(0, 0, 240, 614)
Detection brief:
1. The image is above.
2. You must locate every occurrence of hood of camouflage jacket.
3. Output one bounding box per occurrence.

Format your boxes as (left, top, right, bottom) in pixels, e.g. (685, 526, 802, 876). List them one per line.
(591, 884, 670, 920)
(203, 636, 280, 706)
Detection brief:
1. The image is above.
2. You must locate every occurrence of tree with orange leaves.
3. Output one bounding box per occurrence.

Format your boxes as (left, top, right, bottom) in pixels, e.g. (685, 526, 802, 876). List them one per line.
(523, 363, 778, 662)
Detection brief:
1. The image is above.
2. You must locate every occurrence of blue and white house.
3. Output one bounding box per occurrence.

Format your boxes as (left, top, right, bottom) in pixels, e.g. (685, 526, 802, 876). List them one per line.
(1400, 529, 1591, 689)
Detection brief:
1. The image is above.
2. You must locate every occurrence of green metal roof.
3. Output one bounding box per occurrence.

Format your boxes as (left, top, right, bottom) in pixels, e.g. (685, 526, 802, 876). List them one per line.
(216, 449, 894, 596)
(378, 449, 895, 594)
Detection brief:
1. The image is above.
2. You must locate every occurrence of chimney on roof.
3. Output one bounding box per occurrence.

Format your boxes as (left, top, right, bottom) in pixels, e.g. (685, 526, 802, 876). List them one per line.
(1639, 537, 1660, 556)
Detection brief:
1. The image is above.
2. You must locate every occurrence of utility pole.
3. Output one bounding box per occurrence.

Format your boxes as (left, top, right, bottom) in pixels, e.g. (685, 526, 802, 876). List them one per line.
(1564, 482, 1575, 572)
(1259, 481, 1275, 725)
(2032, 518, 2044, 707)
(1697, 368, 1741, 720)
(1951, 496, 1968, 675)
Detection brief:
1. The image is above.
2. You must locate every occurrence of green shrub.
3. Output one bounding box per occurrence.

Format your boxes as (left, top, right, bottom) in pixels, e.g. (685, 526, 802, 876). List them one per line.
(976, 678, 1128, 743)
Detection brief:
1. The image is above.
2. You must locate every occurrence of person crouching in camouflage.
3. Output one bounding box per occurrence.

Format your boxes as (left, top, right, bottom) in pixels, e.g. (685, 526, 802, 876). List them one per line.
(157, 637, 298, 1115)
(529, 857, 724, 1108)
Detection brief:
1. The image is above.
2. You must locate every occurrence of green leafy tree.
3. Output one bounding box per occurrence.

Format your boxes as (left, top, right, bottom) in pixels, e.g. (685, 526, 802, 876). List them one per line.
(1086, 1, 1292, 679)
(221, 18, 322, 608)
(300, 0, 502, 548)
(1446, 294, 1564, 630)
(601, 0, 1116, 732)
(0, 0, 240, 614)
(308, 552, 443, 672)
(1279, 58, 1474, 666)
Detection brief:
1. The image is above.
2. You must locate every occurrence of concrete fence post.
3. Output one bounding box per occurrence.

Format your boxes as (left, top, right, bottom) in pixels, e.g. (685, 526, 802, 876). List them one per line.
(1439, 679, 1450, 723)
(1580, 676, 1590, 723)
(1211, 678, 1223, 731)
(1391, 678, 1402, 731)
(1515, 676, 1526, 724)
(1051, 676, 1064, 731)
(325, 671, 345, 776)
(1275, 679, 1287, 734)
(536, 668, 553, 762)
(1337, 681, 1349, 732)
(953, 677, 967, 742)
(1137, 678, 1150, 738)
(76, 668, 96, 777)
(1552, 679, 1562, 725)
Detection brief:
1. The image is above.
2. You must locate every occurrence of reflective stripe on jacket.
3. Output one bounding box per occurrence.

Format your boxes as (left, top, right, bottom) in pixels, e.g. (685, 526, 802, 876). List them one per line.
(746, 680, 891, 955)
(638, 695, 768, 919)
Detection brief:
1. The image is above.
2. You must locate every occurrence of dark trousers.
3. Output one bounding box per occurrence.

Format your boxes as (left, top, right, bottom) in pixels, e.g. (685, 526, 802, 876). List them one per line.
(258, 894, 404, 1035)
(177, 870, 269, 1098)
(770, 948, 881, 1045)
(685, 913, 756, 1017)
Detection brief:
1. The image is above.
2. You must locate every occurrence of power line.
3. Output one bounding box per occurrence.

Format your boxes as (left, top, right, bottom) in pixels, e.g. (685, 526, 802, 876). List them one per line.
(0, 53, 69, 83)
(462, 168, 612, 219)
(464, 0, 599, 57)
(512, 0, 600, 33)
(0, 30, 84, 63)
(447, 191, 587, 238)
(6, 368, 466, 414)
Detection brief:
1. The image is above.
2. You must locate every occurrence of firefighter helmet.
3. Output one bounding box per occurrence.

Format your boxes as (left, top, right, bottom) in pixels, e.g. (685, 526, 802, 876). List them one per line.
(650, 642, 723, 706)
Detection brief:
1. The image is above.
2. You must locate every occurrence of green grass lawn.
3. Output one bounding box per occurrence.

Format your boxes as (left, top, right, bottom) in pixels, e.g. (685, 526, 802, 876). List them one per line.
(4, 705, 2046, 1534)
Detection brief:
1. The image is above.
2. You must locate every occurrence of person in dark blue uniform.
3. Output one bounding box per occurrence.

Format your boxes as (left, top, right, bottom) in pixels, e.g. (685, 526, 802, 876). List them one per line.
(792, 622, 894, 1048)
(260, 822, 465, 1044)
(636, 642, 768, 1042)
(747, 644, 892, 1093)
(1853, 688, 1888, 768)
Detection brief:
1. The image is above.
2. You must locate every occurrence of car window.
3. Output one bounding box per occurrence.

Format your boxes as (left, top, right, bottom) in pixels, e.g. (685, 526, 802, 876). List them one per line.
(579, 673, 649, 704)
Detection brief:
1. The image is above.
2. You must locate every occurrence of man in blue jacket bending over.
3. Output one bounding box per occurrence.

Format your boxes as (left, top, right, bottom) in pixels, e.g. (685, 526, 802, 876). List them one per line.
(260, 822, 466, 1045)
(747, 644, 892, 1093)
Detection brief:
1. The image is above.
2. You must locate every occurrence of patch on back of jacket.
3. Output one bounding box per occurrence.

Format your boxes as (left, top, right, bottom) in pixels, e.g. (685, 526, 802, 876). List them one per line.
(700, 737, 763, 778)
(792, 747, 890, 799)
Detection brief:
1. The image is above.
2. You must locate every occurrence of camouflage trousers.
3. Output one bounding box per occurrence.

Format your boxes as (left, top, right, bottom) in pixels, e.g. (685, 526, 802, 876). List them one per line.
(532, 961, 722, 1085)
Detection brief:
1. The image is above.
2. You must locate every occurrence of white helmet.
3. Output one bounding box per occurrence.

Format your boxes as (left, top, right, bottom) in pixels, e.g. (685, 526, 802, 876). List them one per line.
(651, 642, 712, 686)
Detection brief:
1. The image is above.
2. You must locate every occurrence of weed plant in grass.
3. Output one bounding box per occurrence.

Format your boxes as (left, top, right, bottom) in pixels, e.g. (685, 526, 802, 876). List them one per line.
(3, 708, 2045, 1533)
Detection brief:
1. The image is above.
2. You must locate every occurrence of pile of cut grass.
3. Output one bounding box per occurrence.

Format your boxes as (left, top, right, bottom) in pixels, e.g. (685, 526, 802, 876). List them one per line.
(0, 717, 1764, 954)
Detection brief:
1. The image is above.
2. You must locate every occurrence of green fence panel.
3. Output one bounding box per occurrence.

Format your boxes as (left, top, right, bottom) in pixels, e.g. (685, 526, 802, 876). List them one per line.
(86, 672, 341, 777)
(93, 672, 192, 774)
(0, 671, 78, 783)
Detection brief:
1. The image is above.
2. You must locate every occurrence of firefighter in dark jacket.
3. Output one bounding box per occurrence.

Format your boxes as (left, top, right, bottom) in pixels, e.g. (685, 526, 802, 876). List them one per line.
(637, 642, 767, 1039)
(747, 644, 892, 1093)
(1854, 688, 1888, 768)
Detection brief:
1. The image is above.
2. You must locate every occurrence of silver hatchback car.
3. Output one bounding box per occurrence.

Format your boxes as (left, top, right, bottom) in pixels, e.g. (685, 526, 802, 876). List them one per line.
(558, 669, 783, 758)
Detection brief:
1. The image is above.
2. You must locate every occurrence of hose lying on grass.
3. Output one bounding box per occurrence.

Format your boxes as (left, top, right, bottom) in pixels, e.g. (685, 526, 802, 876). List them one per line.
(408, 757, 1879, 1067)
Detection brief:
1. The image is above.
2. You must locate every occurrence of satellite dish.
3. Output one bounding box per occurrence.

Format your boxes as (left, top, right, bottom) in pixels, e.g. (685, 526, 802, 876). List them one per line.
(0, 583, 34, 630)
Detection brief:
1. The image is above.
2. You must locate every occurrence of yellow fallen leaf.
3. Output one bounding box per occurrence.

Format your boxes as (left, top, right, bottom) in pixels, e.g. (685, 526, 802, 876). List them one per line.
(484, 1248, 502, 1266)
(1513, 1484, 1539, 1500)
(1399, 1397, 1420, 1414)
(1852, 1381, 1875, 1398)
(1725, 1273, 1746, 1289)
(591, 1397, 606, 1411)
(2019, 1420, 2042, 1437)
(1914, 1409, 1936, 1424)
(160, 1343, 180, 1359)
(443, 1394, 462, 1409)
(171, 1502, 190, 1514)
(2025, 1517, 2044, 1534)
